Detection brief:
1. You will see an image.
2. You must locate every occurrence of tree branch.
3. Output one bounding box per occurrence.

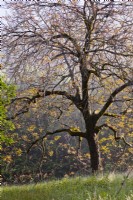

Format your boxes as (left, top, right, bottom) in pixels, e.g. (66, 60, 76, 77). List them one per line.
(7, 88, 82, 120)
(87, 49, 133, 57)
(97, 123, 117, 139)
(98, 81, 133, 118)
(103, 112, 121, 118)
(45, 90, 83, 111)
(7, 92, 44, 120)
(45, 90, 75, 101)
(97, 123, 132, 147)
(63, 51, 81, 99)
(122, 137, 132, 147)
(27, 128, 87, 153)
(51, 33, 81, 55)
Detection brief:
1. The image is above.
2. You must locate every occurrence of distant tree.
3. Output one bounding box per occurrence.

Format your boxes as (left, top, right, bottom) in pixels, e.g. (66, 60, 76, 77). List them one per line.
(3, 1, 133, 173)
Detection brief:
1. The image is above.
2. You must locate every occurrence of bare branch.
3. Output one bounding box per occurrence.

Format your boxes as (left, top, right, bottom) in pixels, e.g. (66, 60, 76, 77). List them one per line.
(97, 123, 117, 139)
(51, 33, 81, 56)
(87, 49, 133, 57)
(122, 137, 132, 147)
(45, 90, 83, 111)
(98, 81, 133, 118)
(97, 123, 132, 147)
(7, 92, 44, 120)
(103, 112, 121, 118)
(27, 128, 87, 153)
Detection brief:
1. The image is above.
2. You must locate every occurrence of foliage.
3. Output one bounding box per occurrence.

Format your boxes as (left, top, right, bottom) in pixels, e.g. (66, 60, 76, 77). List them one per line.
(0, 77, 16, 146)
(1, 174, 133, 200)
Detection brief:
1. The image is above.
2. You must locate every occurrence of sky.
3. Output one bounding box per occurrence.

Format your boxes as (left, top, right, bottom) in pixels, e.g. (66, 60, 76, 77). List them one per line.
(0, 1, 6, 17)
(0, 1, 10, 20)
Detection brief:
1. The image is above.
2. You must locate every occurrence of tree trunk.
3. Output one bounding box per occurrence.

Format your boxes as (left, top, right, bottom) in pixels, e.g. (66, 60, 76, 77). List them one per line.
(87, 133, 101, 174)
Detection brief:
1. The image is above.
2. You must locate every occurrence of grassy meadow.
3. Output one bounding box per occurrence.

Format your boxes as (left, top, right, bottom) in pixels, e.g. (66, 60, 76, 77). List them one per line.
(1, 174, 133, 200)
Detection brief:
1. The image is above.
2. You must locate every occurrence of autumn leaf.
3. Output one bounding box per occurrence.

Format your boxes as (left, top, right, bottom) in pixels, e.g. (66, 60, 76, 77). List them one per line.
(27, 125, 36, 132)
(70, 127, 81, 132)
(3, 155, 12, 163)
(16, 148, 22, 156)
(54, 136, 61, 141)
(48, 150, 54, 157)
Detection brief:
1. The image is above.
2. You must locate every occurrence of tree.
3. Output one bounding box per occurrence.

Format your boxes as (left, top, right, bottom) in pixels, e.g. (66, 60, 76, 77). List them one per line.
(3, 1, 133, 173)
(0, 77, 16, 146)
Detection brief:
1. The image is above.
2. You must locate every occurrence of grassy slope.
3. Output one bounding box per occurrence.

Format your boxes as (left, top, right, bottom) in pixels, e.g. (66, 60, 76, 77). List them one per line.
(1, 174, 133, 200)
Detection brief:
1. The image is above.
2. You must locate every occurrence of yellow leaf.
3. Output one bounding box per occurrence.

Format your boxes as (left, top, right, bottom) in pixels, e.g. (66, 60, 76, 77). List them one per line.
(101, 146, 110, 153)
(70, 127, 80, 132)
(48, 151, 54, 157)
(16, 148, 22, 156)
(3, 155, 12, 163)
(85, 153, 90, 158)
(54, 136, 61, 141)
(32, 132, 39, 138)
(39, 128, 43, 133)
(27, 125, 36, 132)
(22, 135, 29, 141)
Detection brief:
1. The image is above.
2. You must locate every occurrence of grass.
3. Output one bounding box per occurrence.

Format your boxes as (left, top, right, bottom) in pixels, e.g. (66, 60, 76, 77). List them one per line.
(1, 174, 133, 200)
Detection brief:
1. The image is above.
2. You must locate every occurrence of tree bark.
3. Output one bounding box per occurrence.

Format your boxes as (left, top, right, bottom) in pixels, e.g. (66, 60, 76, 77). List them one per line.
(87, 133, 101, 174)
